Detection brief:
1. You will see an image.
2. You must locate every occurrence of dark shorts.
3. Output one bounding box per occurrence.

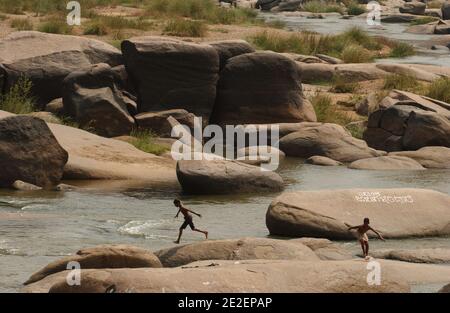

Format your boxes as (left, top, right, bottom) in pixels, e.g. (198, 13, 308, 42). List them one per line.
(180, 216, 195, 230)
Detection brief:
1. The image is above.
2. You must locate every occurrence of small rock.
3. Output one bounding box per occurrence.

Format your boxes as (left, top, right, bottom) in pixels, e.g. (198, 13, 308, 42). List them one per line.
(11, 180, 42, 191)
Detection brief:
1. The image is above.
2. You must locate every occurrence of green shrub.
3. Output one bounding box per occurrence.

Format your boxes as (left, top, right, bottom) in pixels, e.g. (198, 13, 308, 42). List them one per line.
(84, 22, 108, 35)
(427, 77, 450, 103)
(383, 74, 419, 91)
(346, 2, 366, 16)
(310, 93, 354, 126)
(10, 18, 33, 30)
(345, 122, 365, 139)
(163, 19, 207, 37)
(389, 42, 415, 58)
(130, 128, 169, 155)
(0, 77, 35, 114)
(340, 44, 372, 63)
(38, 18, 72, 34)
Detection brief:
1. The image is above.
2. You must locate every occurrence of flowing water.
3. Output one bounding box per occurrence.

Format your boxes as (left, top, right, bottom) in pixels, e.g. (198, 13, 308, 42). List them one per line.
(1, 159, 449, 292)
(1, 13, 450, 293)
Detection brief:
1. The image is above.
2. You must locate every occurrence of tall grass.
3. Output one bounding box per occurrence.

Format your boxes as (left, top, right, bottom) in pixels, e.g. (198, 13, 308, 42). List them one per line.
(0, 0, 143, 15)
(38, 18, 72, 34)
(383, 74, 420, 92)
(409, 16, 438, 26)
(130, 128, 169, 156)
(340, 44, 372, 63)
(427, 77, 450, 103)
(346, 2, 366, 16)
(389, 42, 415, 58)
(311, 93, 353, 125)
(303, 0, 345, 14)
(10, 18, 33, 30)
(0, 77, 35, 114)
(163, 19, 207, 37)
(250, 27, 383, 62)
(331, 74, 358, 93)
(146, 0, 259, 25)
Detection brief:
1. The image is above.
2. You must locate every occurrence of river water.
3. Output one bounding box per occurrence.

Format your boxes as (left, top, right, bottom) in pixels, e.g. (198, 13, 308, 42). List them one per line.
(1, 159, 449, 292)
(1, 14, 450, 293)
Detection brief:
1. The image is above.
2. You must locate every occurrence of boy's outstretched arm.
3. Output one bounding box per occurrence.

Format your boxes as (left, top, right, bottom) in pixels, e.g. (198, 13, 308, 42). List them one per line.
(346, 223, 359, 230)
(186, 208, 202, 218)
(175, 208, 181, 218)
(369, 227, 385, 241)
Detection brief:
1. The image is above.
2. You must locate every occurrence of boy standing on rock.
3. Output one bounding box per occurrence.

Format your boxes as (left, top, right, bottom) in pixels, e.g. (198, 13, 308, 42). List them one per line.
(173, 199, 208, 244)
(347, 218, 385, 260)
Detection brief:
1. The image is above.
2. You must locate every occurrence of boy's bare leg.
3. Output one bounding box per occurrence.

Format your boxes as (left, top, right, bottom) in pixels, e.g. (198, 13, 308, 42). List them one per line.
(359, 240, 366, 257)
(174, 229, 183, 244)
(193, 228, 208, 239)
(365, 242, 369, 257)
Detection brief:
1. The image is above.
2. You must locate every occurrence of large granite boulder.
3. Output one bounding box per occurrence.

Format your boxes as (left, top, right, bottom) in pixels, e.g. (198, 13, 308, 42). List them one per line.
(121, 37, 219, 118)
(289, 238, 353, 260)
(364, 91, 450, 151)
(305, 155, 343, 166)
(279, 123, 385, 163)
(24, 244, 162, 285)
(348, 156, 425, 170)
(48, 122, 176, 182)
(389, 146, 450, 168)
(266, 188, 450, 239)
(0, 31, 122, 108)
(62, 63, 136, 137)
(0, 114, 68, 188)
(443, 1, 450, 20)
(154, 237, 319, 267)
(399, 1, 426, 15)
(207, 40, 255, 69)
(135, 109, 196, 138)
(211, 52, 316, 125)
(22, 259, 415, 293)
(369, 248, 450, 264)
(176, 160, 284, 194)
(256, 0, 281, 11)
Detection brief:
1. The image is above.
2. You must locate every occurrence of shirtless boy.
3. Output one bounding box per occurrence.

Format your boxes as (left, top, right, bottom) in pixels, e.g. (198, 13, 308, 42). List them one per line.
(173, 199, 208, 244)
(347, 218, 385, 259)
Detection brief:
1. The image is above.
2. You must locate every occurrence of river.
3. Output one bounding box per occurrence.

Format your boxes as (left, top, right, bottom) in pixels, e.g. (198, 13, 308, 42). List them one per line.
(1, 158, 449, 292)
(1, 13, 450, 293)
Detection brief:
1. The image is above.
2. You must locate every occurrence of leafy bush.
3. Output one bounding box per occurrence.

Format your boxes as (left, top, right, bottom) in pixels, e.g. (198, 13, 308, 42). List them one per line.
(130, 128, 169, 156)
(0, 77, 35, 114)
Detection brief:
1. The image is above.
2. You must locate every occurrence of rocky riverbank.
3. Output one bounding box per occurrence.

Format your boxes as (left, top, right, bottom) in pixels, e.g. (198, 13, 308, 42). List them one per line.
(0, 0, 449, 293)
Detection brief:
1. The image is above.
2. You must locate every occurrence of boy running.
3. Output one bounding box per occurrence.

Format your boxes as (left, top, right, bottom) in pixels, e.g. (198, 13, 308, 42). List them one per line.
(173, 199, 208, 244)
